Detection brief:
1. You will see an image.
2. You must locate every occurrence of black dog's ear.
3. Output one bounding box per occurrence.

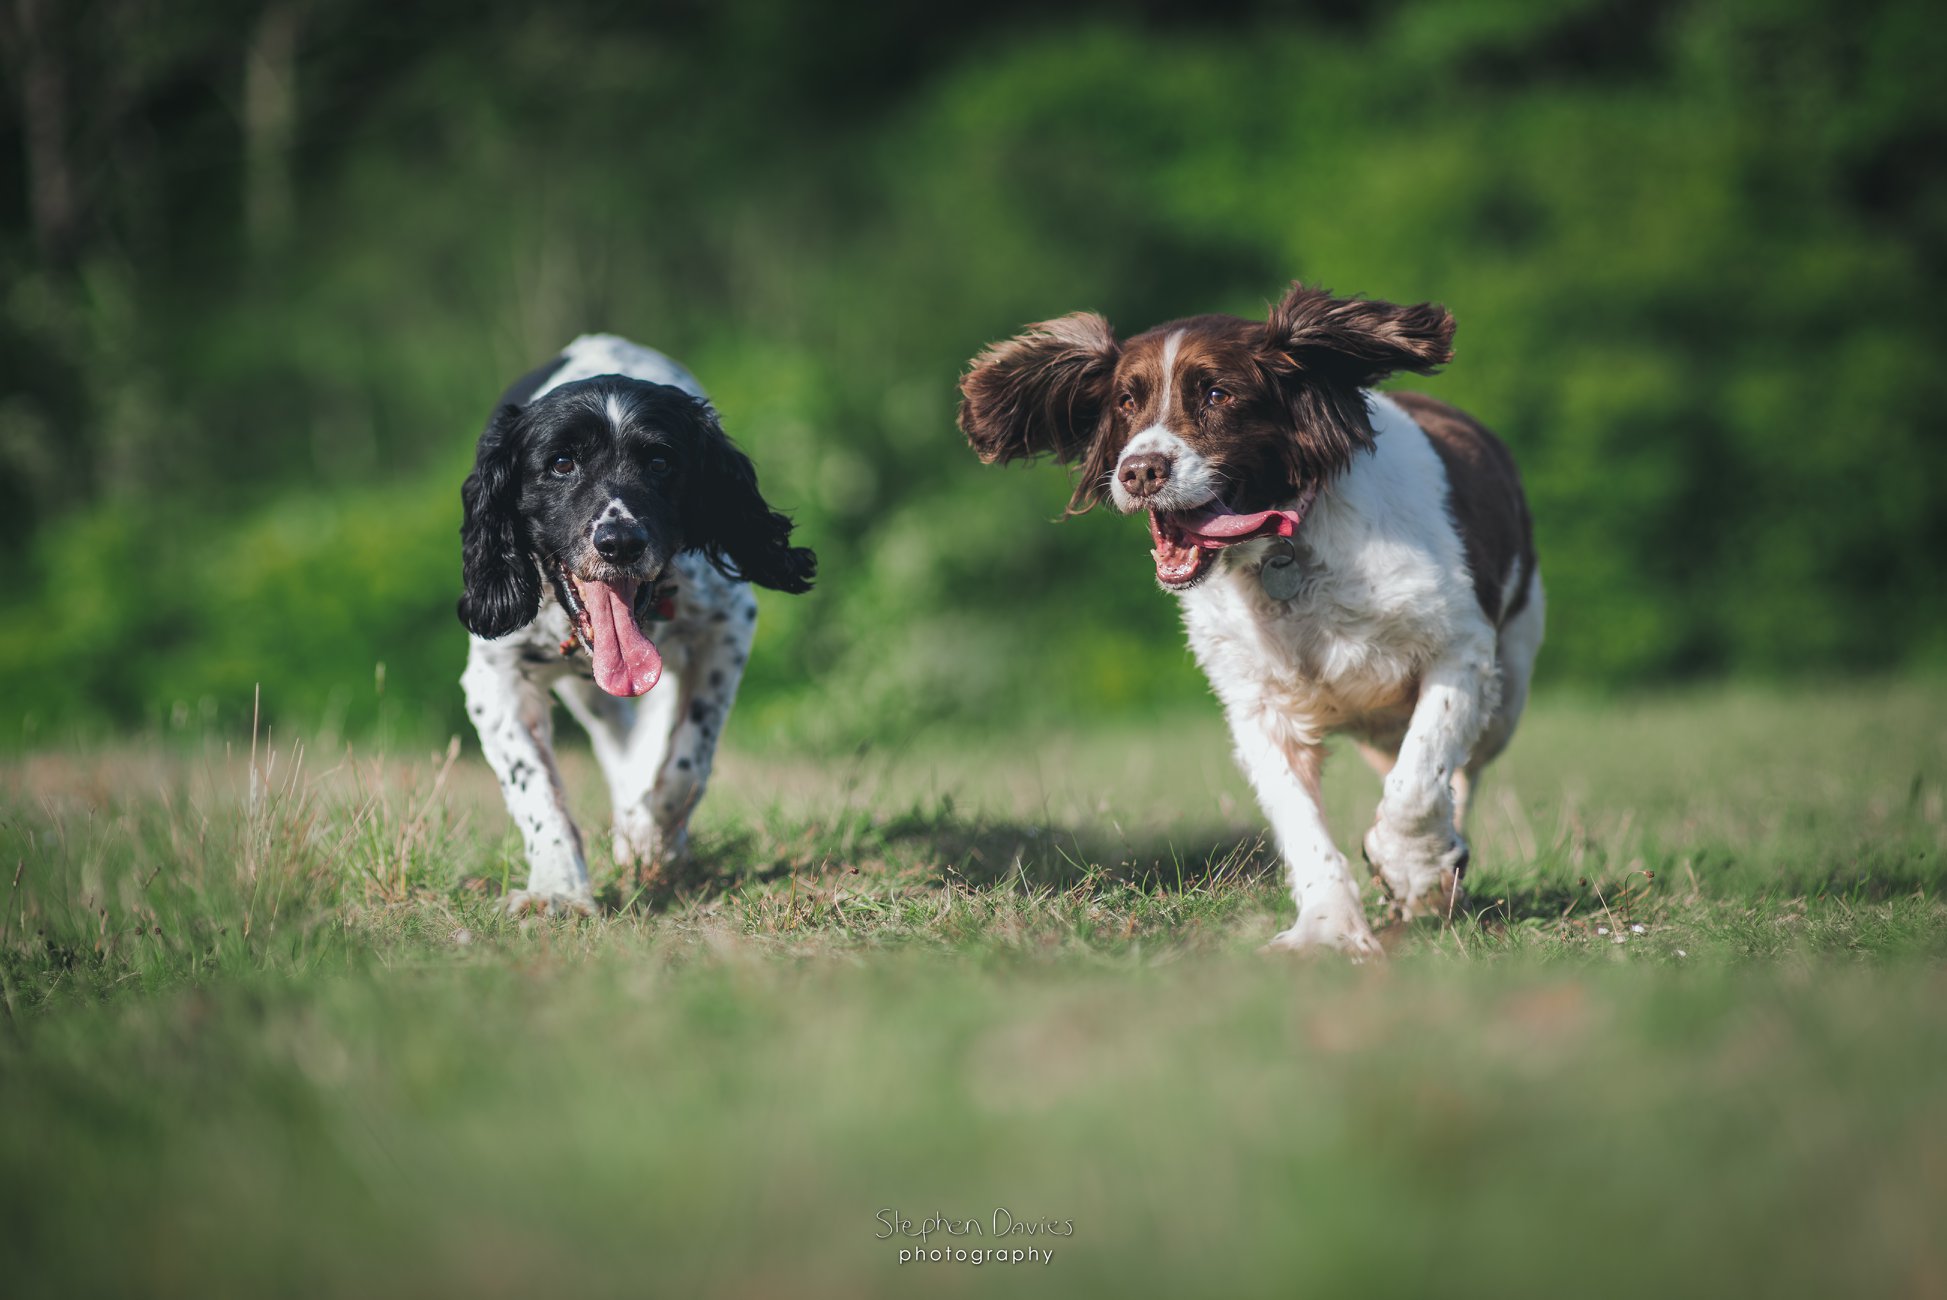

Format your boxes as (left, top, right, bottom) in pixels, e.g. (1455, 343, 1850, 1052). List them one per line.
(957, 312, 1119, 510)
(682, 407, 816, 594)
(1258, 283, 1456, 484)
(457, 403, 541, 637)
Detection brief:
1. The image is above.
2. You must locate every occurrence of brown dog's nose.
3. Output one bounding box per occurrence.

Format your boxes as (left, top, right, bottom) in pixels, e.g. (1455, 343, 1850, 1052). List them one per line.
(1118, 452, 1172, 499)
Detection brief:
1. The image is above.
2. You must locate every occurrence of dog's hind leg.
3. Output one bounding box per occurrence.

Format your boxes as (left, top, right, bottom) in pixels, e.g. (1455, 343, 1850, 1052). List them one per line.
(1354, 740, 1398, 780)
(1451, 570, 1546, 842)
(1450, 767, 1477, 832)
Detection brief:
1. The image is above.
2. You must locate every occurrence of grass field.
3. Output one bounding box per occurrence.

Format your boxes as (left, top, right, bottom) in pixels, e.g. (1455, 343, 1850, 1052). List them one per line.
(3, 679, 1944, 1298)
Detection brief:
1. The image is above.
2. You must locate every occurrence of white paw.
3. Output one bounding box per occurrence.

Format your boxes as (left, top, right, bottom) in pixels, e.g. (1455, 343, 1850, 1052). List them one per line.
(501, 889, 596, 918)
(1395, 868, 1468, 922)
(613, 819, 689, 869)
(1363, 821, 1470, 920)
(1262, 888, 1384, 962)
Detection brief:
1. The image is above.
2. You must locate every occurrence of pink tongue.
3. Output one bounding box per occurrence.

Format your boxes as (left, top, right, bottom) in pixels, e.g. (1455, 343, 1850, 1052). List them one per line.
(578, 577, 662, 697)
(1177, 504, 1308, 548)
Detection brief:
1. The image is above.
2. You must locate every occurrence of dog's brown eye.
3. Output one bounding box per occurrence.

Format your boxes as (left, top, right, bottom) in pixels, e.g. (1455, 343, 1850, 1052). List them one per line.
(1117, 393, 1137, 415)
(549, 455, 576, 476)
(647, 454, 671, 475)
(1206, 387, 1232, 408)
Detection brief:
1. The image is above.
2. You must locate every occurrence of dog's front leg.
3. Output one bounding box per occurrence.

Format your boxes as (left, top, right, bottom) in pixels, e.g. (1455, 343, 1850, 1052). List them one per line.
(553, 671, 682, 872)
(624, 604, 754, 878)
(1362, 646, 1495, 921)
(1227, 708, 1382, 959)
(461, 647, 592, 915)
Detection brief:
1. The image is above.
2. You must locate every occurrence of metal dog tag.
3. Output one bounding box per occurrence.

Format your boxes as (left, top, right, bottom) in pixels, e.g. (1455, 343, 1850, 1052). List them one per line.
(1259, 537, 1302, 601)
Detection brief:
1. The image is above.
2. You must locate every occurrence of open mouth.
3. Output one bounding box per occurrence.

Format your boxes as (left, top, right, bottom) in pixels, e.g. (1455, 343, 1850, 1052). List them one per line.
(553, 562, 663, 696)
(1146, 492, 1319, 590)
(1147, 510, 1218, 588)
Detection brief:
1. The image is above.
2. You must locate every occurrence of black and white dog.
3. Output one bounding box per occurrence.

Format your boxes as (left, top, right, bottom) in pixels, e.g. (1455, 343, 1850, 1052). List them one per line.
(458, 335, 815, 913)
(959, 284, 1543, 958)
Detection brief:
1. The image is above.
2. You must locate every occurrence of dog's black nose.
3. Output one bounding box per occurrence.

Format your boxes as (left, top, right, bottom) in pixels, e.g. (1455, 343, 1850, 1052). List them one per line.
(593, 519, 649, 565)
(1118, 452, 1172, 499)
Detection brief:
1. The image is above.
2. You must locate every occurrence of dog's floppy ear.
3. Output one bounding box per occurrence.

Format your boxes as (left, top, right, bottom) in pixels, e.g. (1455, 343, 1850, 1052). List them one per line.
(1258, 283, 1456, 485)
(1265, 282, 1455, 385)
(957, 313, 1120, 502)
(457, 403, 541, 638)
(682, 405, 817, 594)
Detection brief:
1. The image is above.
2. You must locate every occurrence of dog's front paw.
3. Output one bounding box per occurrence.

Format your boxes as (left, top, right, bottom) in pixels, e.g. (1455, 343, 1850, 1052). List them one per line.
(1262, 885, 1384, 962)
(613, 831, 697, 908)
(1393, 864, 1468, 923)
(1363, 822, 1470, 922)
(614, 805, 692, 871)
(501, 889, 596, 918)
(615, 826, 690, 872)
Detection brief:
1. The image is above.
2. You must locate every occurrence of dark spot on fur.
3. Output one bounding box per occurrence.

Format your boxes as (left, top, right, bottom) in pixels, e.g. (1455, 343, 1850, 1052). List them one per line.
(676, 757, 692, 770)
(708, 670, 724, 687)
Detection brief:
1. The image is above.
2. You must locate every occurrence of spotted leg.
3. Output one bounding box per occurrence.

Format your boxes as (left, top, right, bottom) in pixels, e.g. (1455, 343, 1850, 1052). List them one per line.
(461, 640, 592, 914)
(634, 604, 753, 869)
(559, 589, 756, 882)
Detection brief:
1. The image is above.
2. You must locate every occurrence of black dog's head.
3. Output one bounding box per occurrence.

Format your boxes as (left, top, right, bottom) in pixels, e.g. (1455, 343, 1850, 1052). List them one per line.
(457, 376, 816, 654)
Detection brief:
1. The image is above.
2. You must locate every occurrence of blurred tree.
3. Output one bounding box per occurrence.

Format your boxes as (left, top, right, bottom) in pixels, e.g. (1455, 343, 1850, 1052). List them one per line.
(0, 0, 79, 265)
(0, 0, 1939, 748)
(242, 0, 301, 258)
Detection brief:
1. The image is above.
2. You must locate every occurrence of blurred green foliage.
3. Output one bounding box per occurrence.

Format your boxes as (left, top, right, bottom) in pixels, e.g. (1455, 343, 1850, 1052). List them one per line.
(1, 0, 1942, 749)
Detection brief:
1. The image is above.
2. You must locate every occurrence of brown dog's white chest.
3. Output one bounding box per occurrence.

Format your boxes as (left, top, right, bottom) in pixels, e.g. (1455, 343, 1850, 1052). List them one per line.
(1183, 562, 1427, 742)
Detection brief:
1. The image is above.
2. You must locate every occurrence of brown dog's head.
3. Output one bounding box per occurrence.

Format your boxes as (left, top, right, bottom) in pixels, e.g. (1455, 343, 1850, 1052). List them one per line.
(957, 282, 1454, 587)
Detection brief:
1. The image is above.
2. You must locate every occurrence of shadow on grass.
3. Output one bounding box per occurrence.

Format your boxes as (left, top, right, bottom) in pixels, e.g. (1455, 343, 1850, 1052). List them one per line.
(595, 802, 1944, 922)
(1460, 860, 1942, 932)
(595, 805, 1284, 913)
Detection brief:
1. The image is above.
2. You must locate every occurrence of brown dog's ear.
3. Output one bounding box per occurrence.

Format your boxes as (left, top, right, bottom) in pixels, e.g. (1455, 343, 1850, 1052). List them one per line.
(1263, 282, 1455, 387)
(1257, 284, 1456, 487)
(957, 312, 1119, 471)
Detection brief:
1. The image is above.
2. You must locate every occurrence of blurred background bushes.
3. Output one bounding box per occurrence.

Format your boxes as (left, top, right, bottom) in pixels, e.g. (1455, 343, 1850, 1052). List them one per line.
(0, 0, 1942, 750)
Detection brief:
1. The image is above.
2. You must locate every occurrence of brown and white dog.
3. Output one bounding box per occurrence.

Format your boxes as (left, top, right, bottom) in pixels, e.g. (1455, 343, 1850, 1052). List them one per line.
(957, 283, 1543, 957)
